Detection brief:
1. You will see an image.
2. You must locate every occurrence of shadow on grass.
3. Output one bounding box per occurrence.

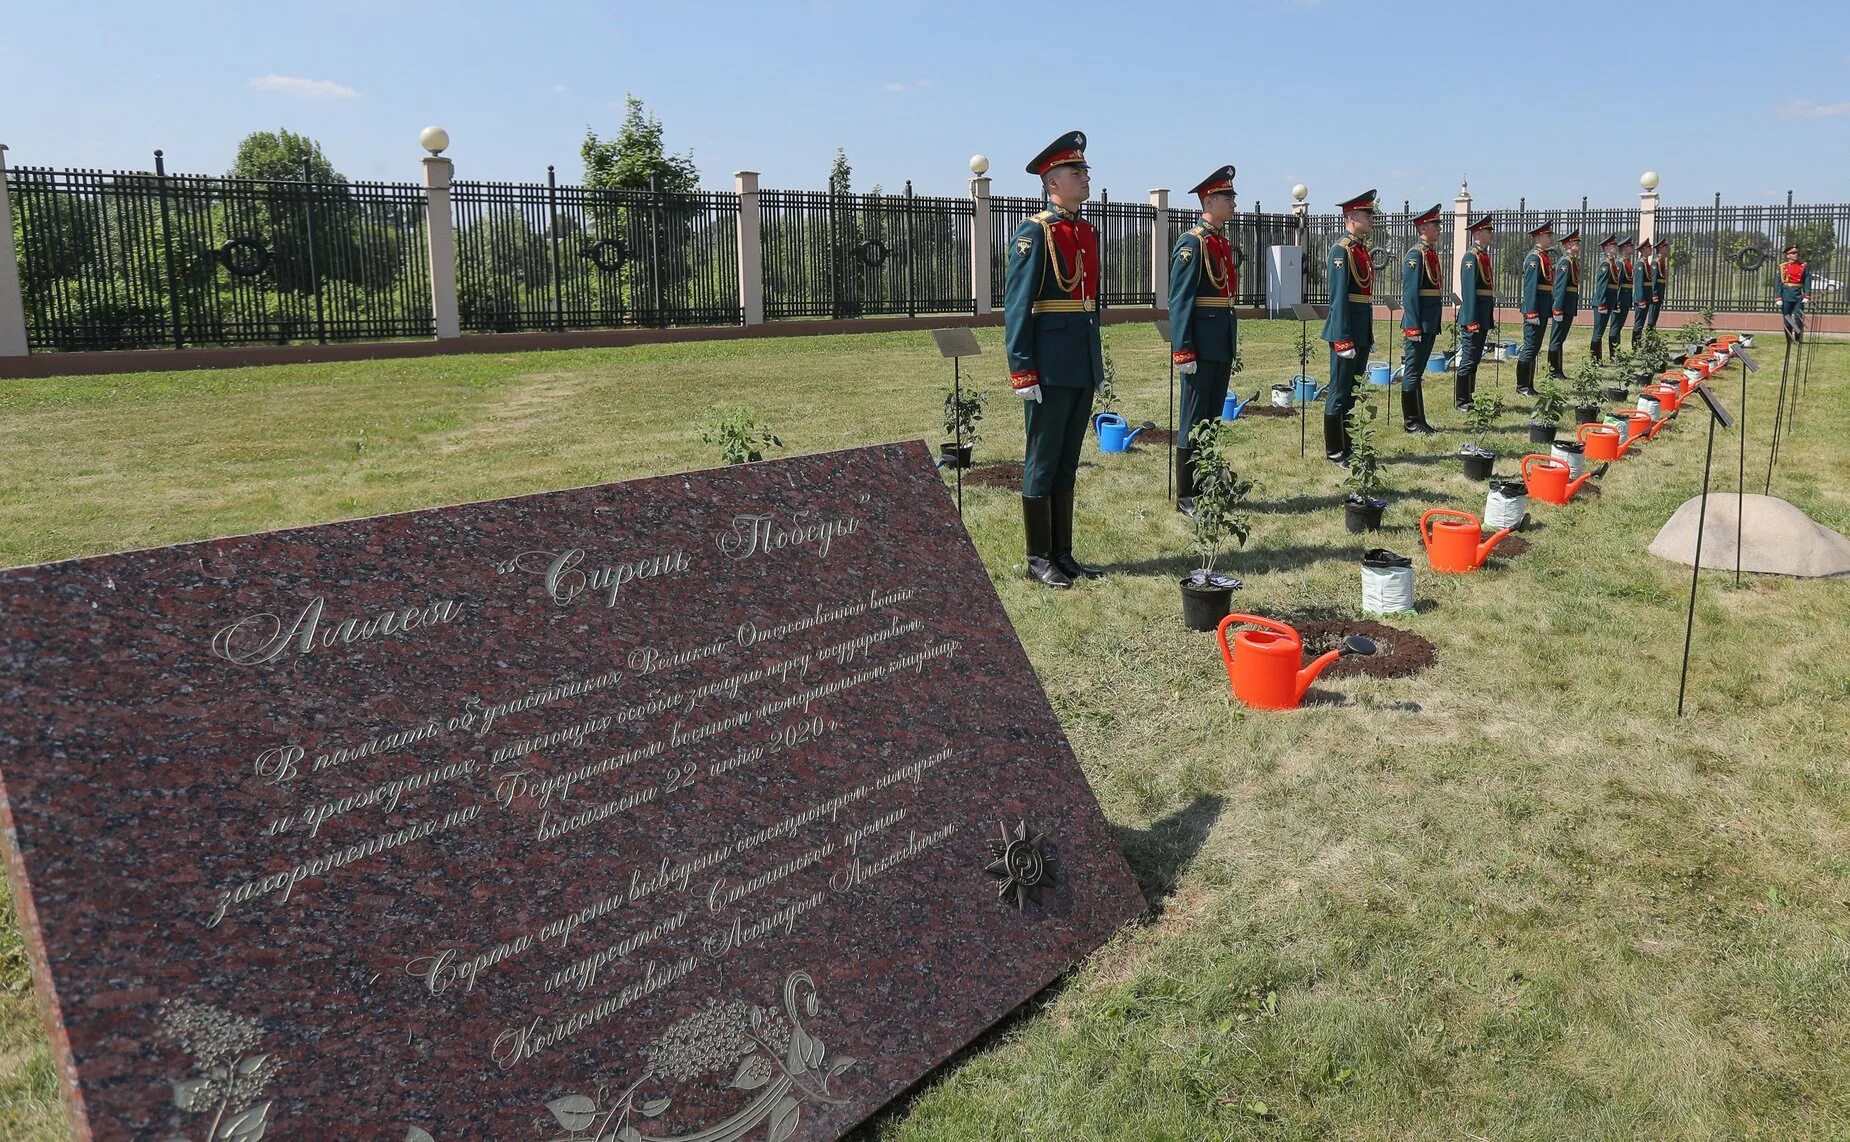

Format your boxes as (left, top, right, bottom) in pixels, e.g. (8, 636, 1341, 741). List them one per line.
(842, 795, 1223, 1140)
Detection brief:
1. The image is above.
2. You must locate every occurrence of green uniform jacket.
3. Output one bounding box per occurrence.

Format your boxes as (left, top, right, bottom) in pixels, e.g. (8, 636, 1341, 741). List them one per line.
(1458, 246, 1495, 329)
(1003, 207, 1104, 390)
(1593, 255, 1616, 313)
(1552, 254, 1579, 318)
(1320, 235, 1372, 351)
(1651, 257, 1668, 303)
(1520, 249, 1550, 320)
(1168, 224, 1238, 363)
(1400, 241, 1443, 336)
(1777, 260, 1811, 305)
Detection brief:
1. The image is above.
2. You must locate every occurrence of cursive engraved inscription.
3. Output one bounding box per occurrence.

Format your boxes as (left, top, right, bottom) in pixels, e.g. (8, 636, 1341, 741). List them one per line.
(716, 510, 862, 563)
(211, 595, 464, 667)
(504, 548, 692, 609)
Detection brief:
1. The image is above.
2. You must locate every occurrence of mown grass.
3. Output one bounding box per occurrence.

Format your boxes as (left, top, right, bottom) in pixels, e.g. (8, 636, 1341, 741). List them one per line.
(3, 321, 1847, 1140)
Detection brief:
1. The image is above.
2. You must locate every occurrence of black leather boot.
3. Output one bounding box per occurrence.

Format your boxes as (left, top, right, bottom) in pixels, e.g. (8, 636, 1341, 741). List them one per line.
(1608, 336, 1620, 357)
(1401, 381, 1436, 433)
(1021, 496, 1071, 589)
(1515, 357, 1537, 398)
(1051, 490, 1103, 580)
(1454, 371, 1473, 411)
(1590, 338, 1603, 363)
(1323, 413, 1349, 464)
(1174, 445, 1196, 514)
(1548, 347, 1566, 380)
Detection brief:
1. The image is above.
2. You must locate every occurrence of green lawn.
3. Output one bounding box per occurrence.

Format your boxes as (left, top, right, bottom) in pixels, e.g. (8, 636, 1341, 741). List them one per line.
(3, 322, 1848, 1140)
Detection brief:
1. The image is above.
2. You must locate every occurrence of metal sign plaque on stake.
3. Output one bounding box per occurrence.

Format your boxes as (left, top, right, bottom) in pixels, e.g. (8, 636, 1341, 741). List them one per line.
(930, 327, 980, 358)
(1155, 320, 1174, 499)
(1678, 382, 1734, 716)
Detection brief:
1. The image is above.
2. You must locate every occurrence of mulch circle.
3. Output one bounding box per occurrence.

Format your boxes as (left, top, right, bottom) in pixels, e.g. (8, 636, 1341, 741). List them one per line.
(1279, 614, 1437, 681)
(1140, 428, 1176, 447)
(1495, 534, 1532, 557)
(1237, 404, 1295, 419)
(962, 461, 1023, 489)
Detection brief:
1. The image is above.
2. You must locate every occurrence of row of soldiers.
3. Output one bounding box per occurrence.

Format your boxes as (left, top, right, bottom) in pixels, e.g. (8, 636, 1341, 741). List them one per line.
(1319, 193, 1678, 461)
(999, 131, 1815, 588)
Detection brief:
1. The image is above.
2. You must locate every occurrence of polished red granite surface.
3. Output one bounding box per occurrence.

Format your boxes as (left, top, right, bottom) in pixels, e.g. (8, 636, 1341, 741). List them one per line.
(0, 441, 1145, 1141)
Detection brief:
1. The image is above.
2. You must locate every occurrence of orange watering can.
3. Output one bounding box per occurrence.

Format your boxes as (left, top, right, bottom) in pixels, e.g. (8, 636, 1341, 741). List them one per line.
(1617, 409, 1657, 444)
(1522, 454, 1605, 505)
(1216, 613, 1377, 710)
(1420, 508, 1514, 573)
(1642, 382, 1682, 415)
(1579, 421, 1623, 462)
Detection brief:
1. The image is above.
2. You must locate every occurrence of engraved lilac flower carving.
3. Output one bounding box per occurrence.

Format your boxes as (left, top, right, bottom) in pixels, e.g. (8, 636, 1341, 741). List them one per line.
(537, 972, 854, 1142)
(158, 999, 280, 1141)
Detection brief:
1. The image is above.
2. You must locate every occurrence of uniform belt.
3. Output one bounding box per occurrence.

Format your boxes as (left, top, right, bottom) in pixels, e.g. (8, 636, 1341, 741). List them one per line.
(1417, 289, 1441, 297)
(1031, 298, 1096, 313)
(1193, 296, 1232, 307)
(1346, 293, 1372, 303)
(1563, 287, 1579, 294)
(1476, 289, 1495, 296)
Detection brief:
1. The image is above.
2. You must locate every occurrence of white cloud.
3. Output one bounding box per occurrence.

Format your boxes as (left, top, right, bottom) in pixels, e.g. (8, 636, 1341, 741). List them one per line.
(1775, 99, 1850, 119)
(882, 79, 933, 93)
(551, 84, 568, 94)
(248, 75, 359, 100)
(882, 82, 907, 92)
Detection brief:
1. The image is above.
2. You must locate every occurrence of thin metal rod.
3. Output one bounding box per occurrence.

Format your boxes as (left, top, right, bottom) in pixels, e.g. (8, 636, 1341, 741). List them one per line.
(953, 354, 963, 516)
(1167, 357, 1176, 499)
(1677, 410, 1719, 716)
(1298, 318, 1308, 459)
(1765, 334, 1793, 495)
(1735, 356, 1747, 586)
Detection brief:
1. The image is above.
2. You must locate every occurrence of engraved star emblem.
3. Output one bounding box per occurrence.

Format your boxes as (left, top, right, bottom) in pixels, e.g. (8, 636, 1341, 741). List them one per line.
(985, 820, 1053, 910)
(1178, 248, 1193, 263)
(1015, 237, 1032, 255)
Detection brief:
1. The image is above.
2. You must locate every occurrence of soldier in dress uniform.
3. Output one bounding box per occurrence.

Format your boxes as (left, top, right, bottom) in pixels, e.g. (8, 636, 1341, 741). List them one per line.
(1169, 164, 1240, 512)
(1631, 239, 1656, 348)
(1454, 214, 1496, 409)
(1396, 203, 1443, 434)
(1646, 240, 1668, 331)
(1608, 236, 1635, 356)
(1004, 130, 1105, 590)
(1516, 220, 1556, 396)
(1319, 189, 1378, 463)
(1547, 228, 1581, 380)
(1589, 233, 1620, 361)
(1777, 244, 1811, 342)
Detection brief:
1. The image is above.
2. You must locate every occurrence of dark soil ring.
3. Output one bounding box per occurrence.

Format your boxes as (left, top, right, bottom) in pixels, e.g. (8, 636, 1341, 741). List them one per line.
(963, 461, 1024, 489)
(1278, 614, 1436, 680)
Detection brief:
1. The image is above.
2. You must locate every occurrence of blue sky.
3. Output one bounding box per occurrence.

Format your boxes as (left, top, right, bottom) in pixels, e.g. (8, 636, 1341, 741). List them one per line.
(4, 0, 1846, 208)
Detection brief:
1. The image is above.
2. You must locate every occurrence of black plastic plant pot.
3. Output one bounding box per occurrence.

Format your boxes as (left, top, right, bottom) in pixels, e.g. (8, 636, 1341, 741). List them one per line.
(1460, 446, 1495, 480)
(938, 442, 974, 470)
(1344, 494, 1386, 534)
(1575, 403, 1602, 425)
(1179, 570, 1241, 632)
(1604, 385, 1629, 402)
(1528, 422, 1559, 445)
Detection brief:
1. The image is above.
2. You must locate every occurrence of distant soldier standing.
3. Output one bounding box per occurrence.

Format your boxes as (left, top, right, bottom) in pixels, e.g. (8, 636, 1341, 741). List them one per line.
(1169, 164, 1241, 512)
(1454, 215, 1496, 409)
(1516, 220, 1556, 396)
(1320, 189, 1379, 463)
(1004, 130, 1104, 590)
(1396, 203, 1443, 434)
(1646, 239, 1668, 331)
(1608, 236, 1636, 356)
(1589, 234, 1620, 361)
(1777, 244, 1811, 342)
(1631, 239, 1656, 348)
(1547, 228, 1581, 380)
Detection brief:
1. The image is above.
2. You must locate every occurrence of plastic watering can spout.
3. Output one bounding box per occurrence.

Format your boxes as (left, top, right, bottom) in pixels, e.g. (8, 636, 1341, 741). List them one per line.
(1126, 419, 1156, 445)
(1296, 634, 1376, 702)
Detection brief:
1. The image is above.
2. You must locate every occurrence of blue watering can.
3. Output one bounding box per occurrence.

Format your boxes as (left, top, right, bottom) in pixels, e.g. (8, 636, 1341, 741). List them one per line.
(1430, 349, 1451, 371)
(1502, 340, 1519, 360)
(1220, 389, 1260, 421)
(1291, 374, 1325, 403)
(1366, 361, 1394, 386)
(1093, 412, 1153, 453)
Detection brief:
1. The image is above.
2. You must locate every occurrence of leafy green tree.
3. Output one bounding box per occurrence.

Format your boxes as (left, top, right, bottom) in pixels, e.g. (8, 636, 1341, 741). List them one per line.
(828, 149, 852, 197)
(1781, 219, 1837, 264)
(582, 96, 698, 193)
(229, 129, 346, 187)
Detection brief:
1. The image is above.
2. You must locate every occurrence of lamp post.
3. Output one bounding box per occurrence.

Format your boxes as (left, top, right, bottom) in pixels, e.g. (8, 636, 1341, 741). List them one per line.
(418, 127, 460, 340)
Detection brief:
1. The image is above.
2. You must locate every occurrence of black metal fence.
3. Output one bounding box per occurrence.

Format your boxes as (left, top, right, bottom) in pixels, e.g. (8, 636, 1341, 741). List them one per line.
(759, 184, 973, 320)
(1652, 200, 1847, 316)
(8, 154, 1846, 354)
(450, 171, 741, 332)
(7, 153, 433, 351)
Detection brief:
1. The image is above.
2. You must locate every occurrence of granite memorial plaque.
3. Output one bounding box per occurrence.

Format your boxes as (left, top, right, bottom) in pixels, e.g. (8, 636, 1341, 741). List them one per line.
(0, 441, 1145, 1140)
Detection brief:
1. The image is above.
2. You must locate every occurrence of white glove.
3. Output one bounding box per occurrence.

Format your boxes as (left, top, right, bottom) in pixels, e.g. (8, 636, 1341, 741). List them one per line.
(1178, 360, 1197, 375)
(1337, 348, 1356, 360)
(1014, 384, 1043, 403)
